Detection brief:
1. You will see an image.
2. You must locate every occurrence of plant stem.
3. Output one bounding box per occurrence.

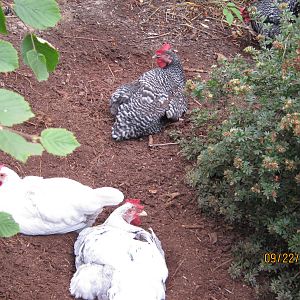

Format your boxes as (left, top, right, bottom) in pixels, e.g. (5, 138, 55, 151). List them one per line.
(30, 33, 36, 51)
(0, 125, 40, 142)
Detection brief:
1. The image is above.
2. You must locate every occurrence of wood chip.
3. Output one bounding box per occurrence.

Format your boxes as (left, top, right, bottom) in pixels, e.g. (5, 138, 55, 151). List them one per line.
(200, 22, 209, 29)
(148, 135, 154, 146)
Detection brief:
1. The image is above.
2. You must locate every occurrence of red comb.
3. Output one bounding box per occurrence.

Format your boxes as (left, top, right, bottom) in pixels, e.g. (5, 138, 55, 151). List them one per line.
(155, 43, 171, 55)
(125, 199, 141, 205)
(125, 199, 144, 212)
(160, 43, 171, 51)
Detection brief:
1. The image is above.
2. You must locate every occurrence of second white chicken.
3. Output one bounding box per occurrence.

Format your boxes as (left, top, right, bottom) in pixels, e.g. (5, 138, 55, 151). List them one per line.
(70, 199, 168, 300)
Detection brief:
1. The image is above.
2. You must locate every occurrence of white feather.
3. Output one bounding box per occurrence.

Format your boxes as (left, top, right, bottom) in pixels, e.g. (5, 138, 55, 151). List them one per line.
(0, 166, 124, 235)
(71, 203, 168, 300)
(70, 263, 114, 300)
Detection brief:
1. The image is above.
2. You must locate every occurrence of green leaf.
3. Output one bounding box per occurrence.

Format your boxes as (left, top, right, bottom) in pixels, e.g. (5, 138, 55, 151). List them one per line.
(229, 7, 243, 22)
(0, 89, 34, 126)
(0, 40, 18, 72)
(223, 8, 234, 26)
(227, 2, 237, 9)
(223, 7, 230, 18)
(26, 49, 49, 81)
(0, 7, 8, 34)
(0, 129, 44, 162)
(13, 0, 61, 30)
(21, 34, 59, 72)
(41, 128, 80, 156)
(0, 212, 20, 237)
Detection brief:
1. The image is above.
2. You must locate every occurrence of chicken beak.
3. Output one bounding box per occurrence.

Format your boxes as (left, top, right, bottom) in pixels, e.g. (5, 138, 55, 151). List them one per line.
(152, 54, 159, 59)
(138, 210, 148, 217)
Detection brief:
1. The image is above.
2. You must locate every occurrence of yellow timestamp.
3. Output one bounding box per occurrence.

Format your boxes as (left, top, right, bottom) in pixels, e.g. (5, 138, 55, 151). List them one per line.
(264, 253, 299, 264)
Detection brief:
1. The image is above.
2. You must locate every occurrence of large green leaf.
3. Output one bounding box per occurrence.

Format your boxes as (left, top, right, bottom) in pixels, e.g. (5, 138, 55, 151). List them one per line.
(13, 0, 61, 30)
(26, 49, 49, 81)
(0, 40, 18, 72)
(0, 7, 8, 34)
(0, 212, 20, 237)
(21, 34, 59, 72)
(230, 7, 243, 22)
(223, 7, 234, 26)
(0, 89, 34, 126)
(41, 128, 80, 156)
(0, 129, 44, 162)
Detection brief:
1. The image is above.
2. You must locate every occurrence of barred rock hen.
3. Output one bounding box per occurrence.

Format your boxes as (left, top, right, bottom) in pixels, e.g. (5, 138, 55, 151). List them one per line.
(70, 199, 168, 300)
(240, 0, 299, 38)
(109, 43, 187, 141)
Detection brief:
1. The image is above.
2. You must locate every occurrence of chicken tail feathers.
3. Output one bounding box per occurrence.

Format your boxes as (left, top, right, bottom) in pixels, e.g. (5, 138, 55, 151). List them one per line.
(149, 227, 166, 258)
(93, 187, 124, 207)
(70, 263, 113, 300)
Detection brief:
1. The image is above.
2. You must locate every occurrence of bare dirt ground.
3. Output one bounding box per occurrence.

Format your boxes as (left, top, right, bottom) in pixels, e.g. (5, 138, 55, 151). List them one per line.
(0, 0, 256, 299)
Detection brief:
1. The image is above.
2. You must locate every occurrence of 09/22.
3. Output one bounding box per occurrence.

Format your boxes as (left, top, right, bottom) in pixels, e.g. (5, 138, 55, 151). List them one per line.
(264, 253, 299, 264)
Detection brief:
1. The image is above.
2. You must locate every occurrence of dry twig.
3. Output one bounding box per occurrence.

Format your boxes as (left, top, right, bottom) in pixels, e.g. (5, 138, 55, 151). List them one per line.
(193, 98, 203, 107)
(61, 35, 114, 42)
(143, 32, 171, 40)
(107, 64, 115, 78)
(212, 258, 233, 272)
(183, 67, 206, 73)
(149, 142, 179, 147)
(170, 259, 186, 281)
(181, 224, 204, 229)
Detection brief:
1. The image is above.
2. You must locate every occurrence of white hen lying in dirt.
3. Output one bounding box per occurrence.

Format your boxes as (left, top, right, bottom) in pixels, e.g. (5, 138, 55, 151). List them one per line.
(70, 199, 168, 300)
(0, 165, 124, 235)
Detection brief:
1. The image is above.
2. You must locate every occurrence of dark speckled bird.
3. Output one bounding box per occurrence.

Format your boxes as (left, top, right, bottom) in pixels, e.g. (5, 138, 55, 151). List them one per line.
(240, 0, 299, 38)
(109, 43, 187, 141)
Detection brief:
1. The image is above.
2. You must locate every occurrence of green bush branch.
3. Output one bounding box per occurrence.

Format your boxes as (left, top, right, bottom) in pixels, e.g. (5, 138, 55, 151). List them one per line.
(183, 8, 300, 299)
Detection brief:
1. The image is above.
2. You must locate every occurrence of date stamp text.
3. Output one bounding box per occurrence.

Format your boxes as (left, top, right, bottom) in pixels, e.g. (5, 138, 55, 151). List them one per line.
(264, 253, 299, 264)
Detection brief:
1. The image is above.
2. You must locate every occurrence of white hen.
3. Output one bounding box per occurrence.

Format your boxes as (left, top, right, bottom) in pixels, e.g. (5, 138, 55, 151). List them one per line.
(0, 165, 124, 235)
(70, 199, 168, 300)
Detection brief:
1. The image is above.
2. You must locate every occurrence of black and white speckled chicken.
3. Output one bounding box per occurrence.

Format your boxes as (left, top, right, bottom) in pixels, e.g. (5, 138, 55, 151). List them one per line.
(240, 0, 299, 38)
(109, 43, 187, 141)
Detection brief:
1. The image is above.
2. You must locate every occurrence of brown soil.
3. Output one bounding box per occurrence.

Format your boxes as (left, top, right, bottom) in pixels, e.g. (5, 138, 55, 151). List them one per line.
(0, 1, 255, 299)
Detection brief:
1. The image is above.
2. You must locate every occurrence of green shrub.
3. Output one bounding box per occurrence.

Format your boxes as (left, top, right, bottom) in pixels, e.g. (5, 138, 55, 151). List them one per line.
(183, 9, 300, 299)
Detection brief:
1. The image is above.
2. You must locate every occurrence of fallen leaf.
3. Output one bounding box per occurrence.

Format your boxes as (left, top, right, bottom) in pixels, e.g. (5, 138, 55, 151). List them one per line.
(215, 53, 227, 63)
(208, 232, 218, 244)
(165, 192, 181, 200)
(148, 189, 158, 194)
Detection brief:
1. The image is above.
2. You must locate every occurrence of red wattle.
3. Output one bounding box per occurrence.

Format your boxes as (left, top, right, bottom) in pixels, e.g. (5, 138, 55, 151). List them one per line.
(156, 58, 167, 68)
(131, 217, 141, 226)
